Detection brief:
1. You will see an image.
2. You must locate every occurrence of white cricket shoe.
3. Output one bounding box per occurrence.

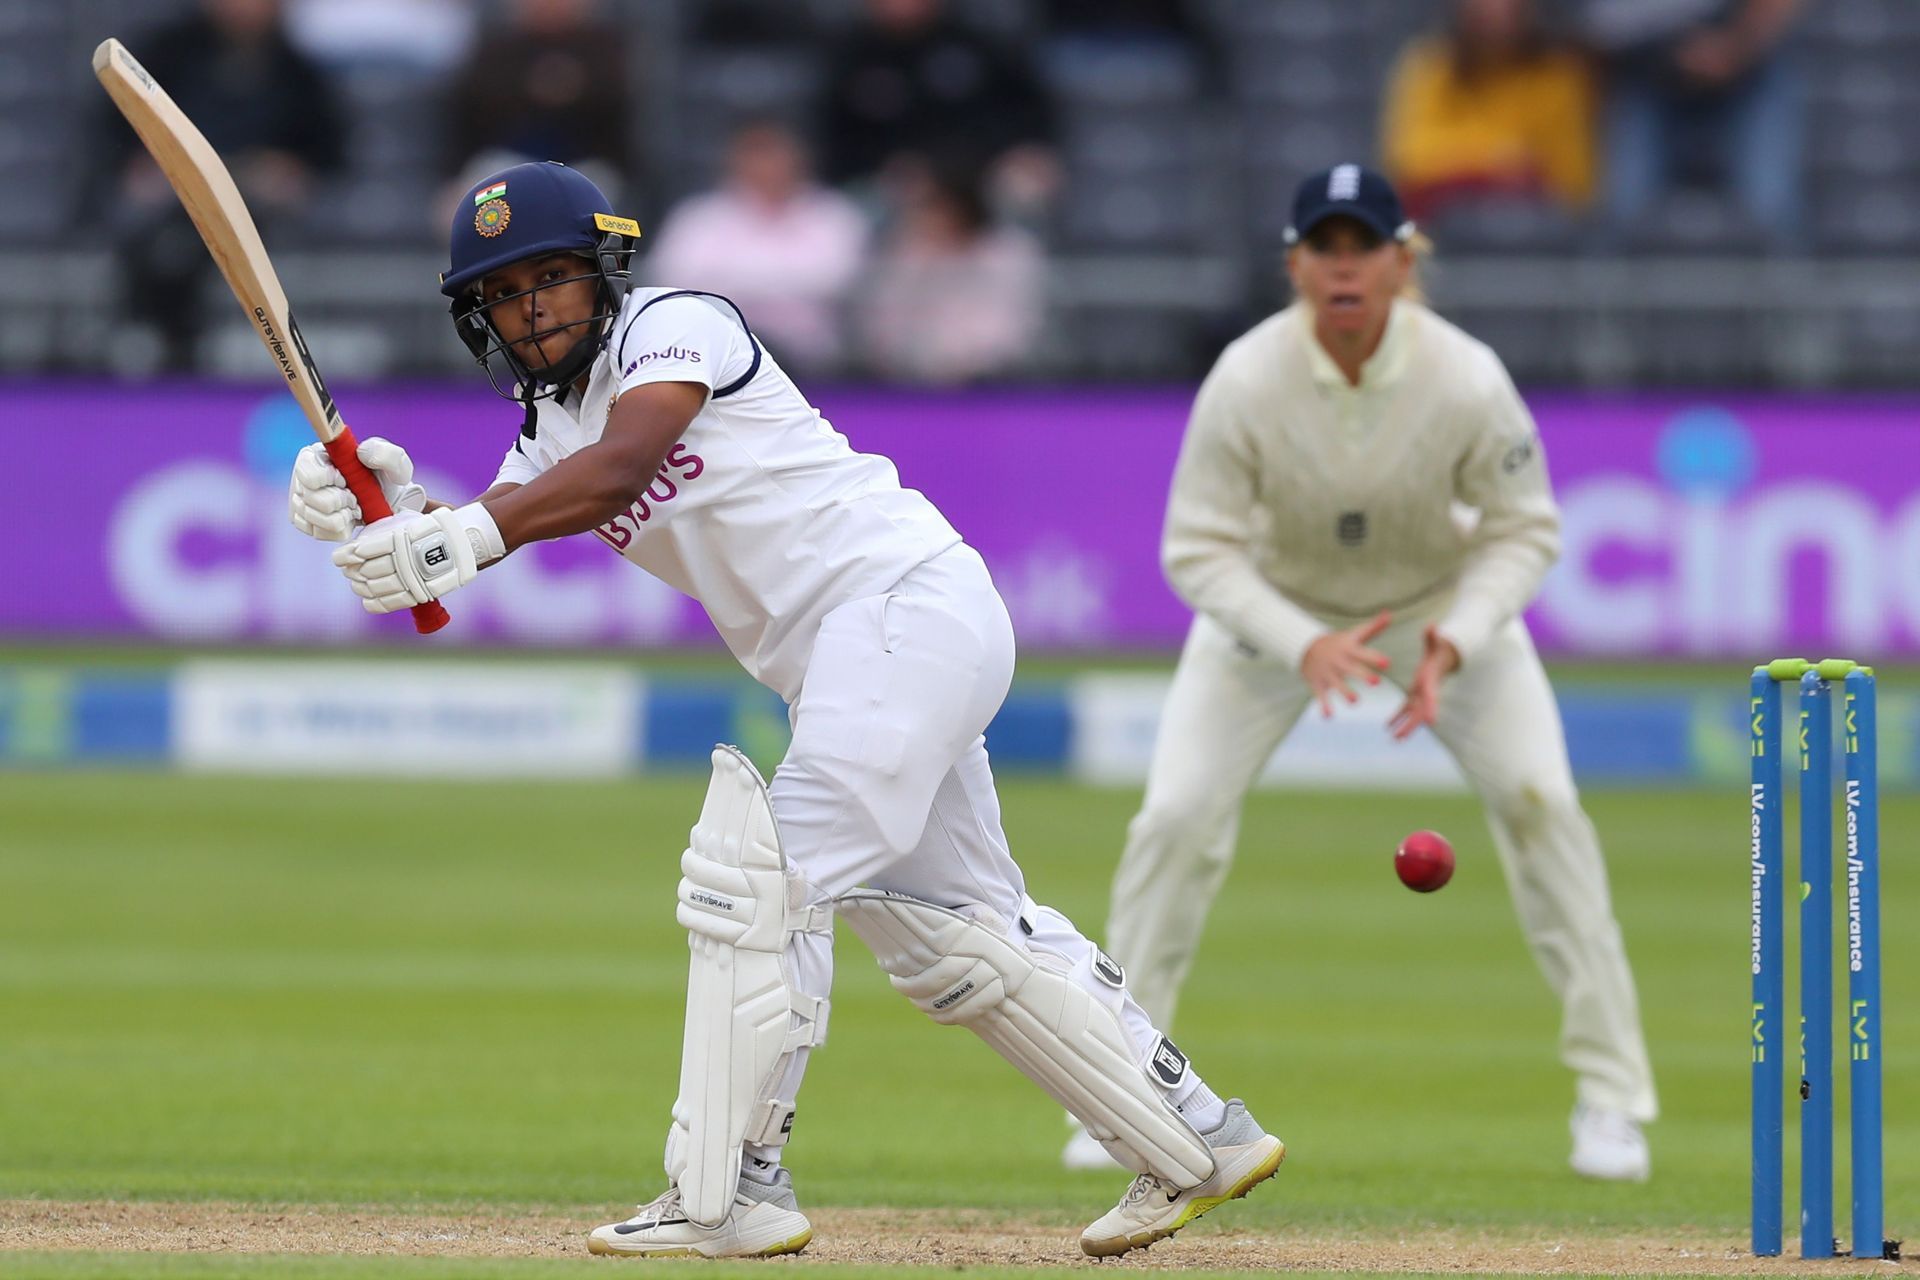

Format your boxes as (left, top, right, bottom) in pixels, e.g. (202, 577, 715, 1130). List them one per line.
(1568, 1104, 1650, 1182)
(1062, 1117, 1125, 1171)
(1080, 1099, 1285, 1257)
(587, 1168, 813, 1258)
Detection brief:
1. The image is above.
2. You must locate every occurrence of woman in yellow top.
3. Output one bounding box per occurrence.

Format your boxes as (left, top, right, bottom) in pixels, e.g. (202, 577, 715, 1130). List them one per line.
(1381, 0, 1596, 221)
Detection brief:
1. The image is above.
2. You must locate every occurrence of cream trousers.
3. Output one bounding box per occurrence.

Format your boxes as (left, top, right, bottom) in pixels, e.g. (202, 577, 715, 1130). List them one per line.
(1106, 610, 1657, 1122)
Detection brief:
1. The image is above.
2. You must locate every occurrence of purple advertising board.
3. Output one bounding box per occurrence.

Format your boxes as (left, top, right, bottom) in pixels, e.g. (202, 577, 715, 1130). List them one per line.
(5, 381, 1918, 656)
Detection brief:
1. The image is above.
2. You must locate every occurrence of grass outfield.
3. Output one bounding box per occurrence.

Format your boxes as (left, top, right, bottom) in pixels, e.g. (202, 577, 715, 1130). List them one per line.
(2, 772, 1912, 1275)
(0, 641, 1876, 687)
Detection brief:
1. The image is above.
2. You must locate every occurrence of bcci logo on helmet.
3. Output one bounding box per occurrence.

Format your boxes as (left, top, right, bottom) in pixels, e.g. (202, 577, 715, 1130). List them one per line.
(475, 198, 511, 238)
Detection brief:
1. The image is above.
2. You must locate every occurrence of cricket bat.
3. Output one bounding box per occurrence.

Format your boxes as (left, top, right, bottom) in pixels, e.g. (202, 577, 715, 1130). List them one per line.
(93, 37, 450, 634)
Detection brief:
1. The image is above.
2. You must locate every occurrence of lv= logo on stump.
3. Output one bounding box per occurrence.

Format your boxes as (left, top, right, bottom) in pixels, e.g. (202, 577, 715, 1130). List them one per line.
(1749, 657, 1896, 1260)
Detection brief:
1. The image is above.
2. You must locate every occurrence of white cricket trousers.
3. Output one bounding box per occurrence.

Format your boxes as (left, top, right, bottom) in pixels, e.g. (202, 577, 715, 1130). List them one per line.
(752, 545, 1216, 1154)
(1108, 610, 1657, 1123)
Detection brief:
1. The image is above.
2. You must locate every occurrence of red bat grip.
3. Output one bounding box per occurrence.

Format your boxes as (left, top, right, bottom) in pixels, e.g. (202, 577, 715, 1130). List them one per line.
(324, 429, 451, 634)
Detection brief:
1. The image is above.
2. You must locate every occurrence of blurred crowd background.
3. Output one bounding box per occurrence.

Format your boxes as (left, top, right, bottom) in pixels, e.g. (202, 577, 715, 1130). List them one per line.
(8, 0, 1917, 389)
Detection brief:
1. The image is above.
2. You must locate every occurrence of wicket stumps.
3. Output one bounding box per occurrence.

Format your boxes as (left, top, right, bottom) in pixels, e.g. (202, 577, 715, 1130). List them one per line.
(1750, 658, 1894, 1260)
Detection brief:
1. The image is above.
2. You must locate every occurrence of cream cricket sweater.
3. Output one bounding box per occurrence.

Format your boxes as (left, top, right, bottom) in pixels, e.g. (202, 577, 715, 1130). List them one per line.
(1161, 299, 1561, 669)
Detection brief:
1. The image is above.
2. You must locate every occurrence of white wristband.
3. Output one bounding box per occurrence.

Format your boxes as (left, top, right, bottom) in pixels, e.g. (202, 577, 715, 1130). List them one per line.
(450, 501, 506, 566)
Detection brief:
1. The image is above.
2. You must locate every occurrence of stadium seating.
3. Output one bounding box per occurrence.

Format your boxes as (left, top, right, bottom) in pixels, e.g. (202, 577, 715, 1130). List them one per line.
(6, 0, 1915, 385)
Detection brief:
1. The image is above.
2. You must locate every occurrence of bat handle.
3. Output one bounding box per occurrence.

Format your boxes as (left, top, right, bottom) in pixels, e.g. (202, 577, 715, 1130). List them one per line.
(324, 429, 451, 635)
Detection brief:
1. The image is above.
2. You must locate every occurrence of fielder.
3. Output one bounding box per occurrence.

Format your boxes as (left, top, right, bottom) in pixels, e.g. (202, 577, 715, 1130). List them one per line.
(1064, 164, 1656, 1183)
(286, 161, 1283, 1257)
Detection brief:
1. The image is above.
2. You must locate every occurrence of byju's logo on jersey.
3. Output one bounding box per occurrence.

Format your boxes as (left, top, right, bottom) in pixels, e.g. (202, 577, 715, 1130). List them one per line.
(592, 442, 707, 551)
(624, 348, 702, 377)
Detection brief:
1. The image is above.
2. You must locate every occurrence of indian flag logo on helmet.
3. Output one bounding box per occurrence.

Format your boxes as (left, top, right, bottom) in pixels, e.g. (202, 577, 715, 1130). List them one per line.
(474, 198, 511, 237)
(473, 181, 508, 205)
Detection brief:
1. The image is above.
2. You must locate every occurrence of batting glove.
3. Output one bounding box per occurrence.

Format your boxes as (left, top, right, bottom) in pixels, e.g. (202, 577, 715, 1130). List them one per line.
(289, 437, 427, 541)
(331, 503, 504, 613)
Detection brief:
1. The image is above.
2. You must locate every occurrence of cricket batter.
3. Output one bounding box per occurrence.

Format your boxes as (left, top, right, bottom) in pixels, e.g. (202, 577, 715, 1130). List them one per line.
(286, 161, 1283, 1258)
(1064, 165, 1656, 1182)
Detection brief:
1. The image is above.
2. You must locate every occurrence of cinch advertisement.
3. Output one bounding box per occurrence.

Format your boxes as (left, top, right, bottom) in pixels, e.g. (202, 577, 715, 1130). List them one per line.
(5, 383, 1917, 656)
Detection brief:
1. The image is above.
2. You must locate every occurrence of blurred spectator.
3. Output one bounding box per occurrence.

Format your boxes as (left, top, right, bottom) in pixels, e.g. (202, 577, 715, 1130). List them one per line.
(1040, 0, 1217, 70)
(818, 0, 1058, 213)
(1381, 0, 1597, 223)
(1580, 0, 1805, 243)
(1039, 0, 1221, 112)
(647, 120, 870, 373)
(440, 0, 631, 195)
(856, 166, 1045, 384)
(286, 0, 475, 74)
(91, 0, 344, 371)
(689, 0, 816, 46)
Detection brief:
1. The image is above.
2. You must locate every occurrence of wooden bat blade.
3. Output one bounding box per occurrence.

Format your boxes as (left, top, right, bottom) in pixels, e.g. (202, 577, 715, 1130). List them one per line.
(93, 37, 450, 635)
(92, 37, 335, 438)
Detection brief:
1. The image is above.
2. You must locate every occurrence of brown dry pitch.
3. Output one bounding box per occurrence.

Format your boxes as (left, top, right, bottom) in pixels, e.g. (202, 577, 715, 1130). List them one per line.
(1, 1200, 1907, 1274)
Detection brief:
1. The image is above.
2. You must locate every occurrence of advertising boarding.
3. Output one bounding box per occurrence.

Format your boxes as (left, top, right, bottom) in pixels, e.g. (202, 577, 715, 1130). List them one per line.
(5, 383, 1917, 657)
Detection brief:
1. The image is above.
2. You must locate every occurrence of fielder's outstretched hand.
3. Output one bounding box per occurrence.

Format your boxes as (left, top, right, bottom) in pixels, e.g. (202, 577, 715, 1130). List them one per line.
(1299, 610, 1392, 718)
(289, 437, 426, 541)
(1388, 624, 1460, 740)
(331, 504, 503, 613)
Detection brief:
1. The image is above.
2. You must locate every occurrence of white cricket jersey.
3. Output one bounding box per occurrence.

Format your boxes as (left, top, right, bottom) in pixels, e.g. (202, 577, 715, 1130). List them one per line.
(493, 286, 963, 698)
(1162, 299, 1561, 668)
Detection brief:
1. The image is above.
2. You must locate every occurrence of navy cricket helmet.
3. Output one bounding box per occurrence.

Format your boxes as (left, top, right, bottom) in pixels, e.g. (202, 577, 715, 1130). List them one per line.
(440, 161, 641, 403)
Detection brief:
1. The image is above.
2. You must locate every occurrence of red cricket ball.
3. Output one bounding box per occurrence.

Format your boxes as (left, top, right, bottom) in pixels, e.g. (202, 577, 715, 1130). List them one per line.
(1395, 829, 1455, 892)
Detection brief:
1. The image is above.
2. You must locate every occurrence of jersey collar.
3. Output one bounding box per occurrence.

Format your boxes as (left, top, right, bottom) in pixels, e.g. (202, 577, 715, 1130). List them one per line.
(1301, 298, 1410, 392)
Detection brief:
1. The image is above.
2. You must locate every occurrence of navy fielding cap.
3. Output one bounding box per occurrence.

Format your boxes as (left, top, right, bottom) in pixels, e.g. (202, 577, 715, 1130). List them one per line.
(440, 161, 640, 298)
(1284, 164, 1414, 245)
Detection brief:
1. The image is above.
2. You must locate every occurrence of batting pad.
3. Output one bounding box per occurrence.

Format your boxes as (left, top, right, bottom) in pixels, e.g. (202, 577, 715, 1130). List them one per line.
(836, 889, 1215, 1187)
(665, 746, 824, 1227)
